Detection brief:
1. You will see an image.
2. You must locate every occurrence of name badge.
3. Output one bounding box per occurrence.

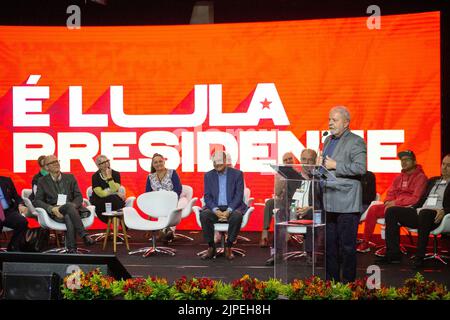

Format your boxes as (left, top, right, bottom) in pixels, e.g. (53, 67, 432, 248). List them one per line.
(57, 194, 67, 206)
(425, 194, 438, 207)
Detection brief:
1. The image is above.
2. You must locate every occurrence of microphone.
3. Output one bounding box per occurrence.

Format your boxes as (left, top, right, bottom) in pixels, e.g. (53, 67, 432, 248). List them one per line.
(316, 131, 329, 166)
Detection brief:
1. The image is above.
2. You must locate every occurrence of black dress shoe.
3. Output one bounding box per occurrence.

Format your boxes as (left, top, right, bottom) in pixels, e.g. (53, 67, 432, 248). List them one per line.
(83, 235, 96, 246)
(375, 255, 401, 265)
(201, 247, 216, 260)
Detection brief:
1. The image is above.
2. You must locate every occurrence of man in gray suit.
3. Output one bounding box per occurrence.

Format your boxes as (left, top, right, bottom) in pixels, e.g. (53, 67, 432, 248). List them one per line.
(33, 155, 95, 253)
(321, 106, 367, 283)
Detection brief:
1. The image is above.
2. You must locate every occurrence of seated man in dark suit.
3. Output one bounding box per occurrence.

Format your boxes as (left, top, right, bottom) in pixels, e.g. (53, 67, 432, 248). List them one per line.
(33, 155, 95, 253)
(200, 151, 247, 261)
(0, 176, 29, 251)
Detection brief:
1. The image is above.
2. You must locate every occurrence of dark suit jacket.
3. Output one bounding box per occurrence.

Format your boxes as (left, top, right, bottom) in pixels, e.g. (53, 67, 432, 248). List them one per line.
(0, 176, 24, 214)
(204, 167, 247, 213)
(29, 171, 45, 201)
(33, 173, 85, 215)
(413, 176, 450, 213)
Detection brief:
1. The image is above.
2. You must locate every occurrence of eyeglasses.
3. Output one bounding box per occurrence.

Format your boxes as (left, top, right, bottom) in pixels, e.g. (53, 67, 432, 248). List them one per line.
(46, 160, 60, 166)
(98, 160, 110, 166)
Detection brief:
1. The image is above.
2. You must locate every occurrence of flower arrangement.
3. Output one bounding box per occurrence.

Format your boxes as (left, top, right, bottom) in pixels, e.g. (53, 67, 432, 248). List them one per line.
(115, 276, 171, 300)
(396, 273, 449, 300)
(61, 271, 450, 300)
(61, 268, 115, 300)
(287, 276, 332, 300)
(231, 274, 279, 300)
(173, 276, 218, 300)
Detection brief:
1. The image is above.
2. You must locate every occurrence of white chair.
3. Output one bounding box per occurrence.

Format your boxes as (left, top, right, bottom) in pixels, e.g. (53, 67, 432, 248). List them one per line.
(271, 206, 309, 261)
(21, 189, 38, 218)
(199, 187, 254, 244)
(404, 212, 450, 264)
(86, 186, 135, 242)
(23, 189, 64, 246)
(34, 205, 96, 254)
(193, 194, 255, 257)
(124, 190, 182, 257)
(423, 213, 450, 264)
(238, 187, 254, 242)
(172, 185, 198, 241)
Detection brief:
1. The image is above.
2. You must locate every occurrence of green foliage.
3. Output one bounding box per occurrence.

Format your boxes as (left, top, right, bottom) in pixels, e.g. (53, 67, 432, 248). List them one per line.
(61, 271, 449, 301)
(120, 277, 171, 300)
(216, 281, 239, 300)
(172, 276, 218, 300)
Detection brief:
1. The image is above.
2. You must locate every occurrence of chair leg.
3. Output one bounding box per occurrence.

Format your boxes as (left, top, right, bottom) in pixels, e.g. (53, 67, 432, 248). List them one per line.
(55, 230, 61, 247)
(43, 247, 67, 254)
(291, 235, 304, 245)
(197, 248, 208, 256)
(129, 232, 156, 257)
(129, 247, 154, 255)
(158, 246, 177, 253)
(43, 247, 90, 254)
(43, 239, 91, 254)
(424, 235, 449, 265)
(129, 231, 177, 258)
(231, 248, 246, 257)
(237, 235, 251, 242)
(284, 251, 307, 260)
(174, 232, 194, 241)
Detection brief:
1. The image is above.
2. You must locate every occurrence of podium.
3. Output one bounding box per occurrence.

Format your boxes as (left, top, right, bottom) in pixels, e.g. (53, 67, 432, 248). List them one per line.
(270, 164, 336, 283)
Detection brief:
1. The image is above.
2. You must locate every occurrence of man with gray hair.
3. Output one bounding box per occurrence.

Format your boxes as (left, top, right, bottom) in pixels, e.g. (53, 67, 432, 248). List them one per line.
(33, 155, 95, 253)
(200, 151, 247, 260)
(321, 106, 367, 283)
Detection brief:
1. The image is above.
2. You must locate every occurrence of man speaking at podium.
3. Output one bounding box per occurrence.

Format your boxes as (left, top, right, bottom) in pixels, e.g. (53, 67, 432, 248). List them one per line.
(321, 106, 367, 283)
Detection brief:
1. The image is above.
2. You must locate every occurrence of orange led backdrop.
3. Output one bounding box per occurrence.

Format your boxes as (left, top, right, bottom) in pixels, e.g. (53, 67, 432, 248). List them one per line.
(0, 12, 441, 231)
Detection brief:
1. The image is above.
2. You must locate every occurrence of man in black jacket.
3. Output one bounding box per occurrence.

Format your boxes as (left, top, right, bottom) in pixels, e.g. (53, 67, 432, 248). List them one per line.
(0, 176, 29, 251)
(33, 155, 95, 253)
(378, 154, 450, 267)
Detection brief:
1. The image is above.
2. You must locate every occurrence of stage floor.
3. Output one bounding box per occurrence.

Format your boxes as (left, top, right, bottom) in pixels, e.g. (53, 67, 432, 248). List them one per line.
(2, 230, 449, 287)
